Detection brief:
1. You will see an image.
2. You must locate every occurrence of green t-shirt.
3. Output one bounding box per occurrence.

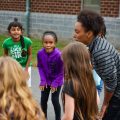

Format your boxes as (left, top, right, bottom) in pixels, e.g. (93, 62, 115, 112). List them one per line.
(2, 37, 32, 67)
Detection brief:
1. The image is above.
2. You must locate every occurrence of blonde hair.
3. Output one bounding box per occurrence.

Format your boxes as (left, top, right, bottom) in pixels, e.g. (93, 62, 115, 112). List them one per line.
(62, 42, 98, 120)
(0, 56, 45, 120)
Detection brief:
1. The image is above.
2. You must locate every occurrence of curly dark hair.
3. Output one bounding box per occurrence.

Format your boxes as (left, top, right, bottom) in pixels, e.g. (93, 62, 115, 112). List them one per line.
(7, 18, 23, 32)
(77, 10, 105, 37)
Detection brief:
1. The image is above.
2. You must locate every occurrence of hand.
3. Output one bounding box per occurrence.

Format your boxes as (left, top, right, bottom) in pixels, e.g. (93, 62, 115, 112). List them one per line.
(98, 104, 108, 119)
(39, 86, 45, 91)
(51, 87, 57, 93)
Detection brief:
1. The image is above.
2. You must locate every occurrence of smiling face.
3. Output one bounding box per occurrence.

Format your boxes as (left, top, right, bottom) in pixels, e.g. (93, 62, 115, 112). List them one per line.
(9, 26, 22, 42)
(73, 22, 93, 45)
(43, 35, 56, 53)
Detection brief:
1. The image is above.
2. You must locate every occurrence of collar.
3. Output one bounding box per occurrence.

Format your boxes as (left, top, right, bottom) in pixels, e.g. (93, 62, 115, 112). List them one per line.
(88, 36, 99, 53)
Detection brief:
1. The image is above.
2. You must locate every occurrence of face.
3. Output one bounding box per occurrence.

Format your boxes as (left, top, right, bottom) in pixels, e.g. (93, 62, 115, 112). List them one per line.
(9, 27, 22, 41)
(73, 22, 92, 45)
(43, 35, 56, 53)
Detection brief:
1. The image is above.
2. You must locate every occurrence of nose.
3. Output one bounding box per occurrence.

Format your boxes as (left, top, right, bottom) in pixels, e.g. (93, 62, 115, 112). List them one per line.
(15, 30, 18, 33)
(14, 29, 19, 33)
(46, 43, 51, 47)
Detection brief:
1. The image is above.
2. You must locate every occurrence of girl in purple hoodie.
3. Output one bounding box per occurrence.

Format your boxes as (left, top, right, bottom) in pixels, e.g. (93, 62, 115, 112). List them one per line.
(37, 31, 64, 120)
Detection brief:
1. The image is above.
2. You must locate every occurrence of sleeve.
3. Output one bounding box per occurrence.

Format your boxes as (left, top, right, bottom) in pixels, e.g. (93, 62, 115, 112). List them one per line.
(62, 81, 74, 98)
(37, 52, 46, 86)
(92, 69, 101, 86)
(26, 37, 32, 48)
(94, 50, 117, 92)
(51, 55, 64, 88)
(2, 40, 7, 49)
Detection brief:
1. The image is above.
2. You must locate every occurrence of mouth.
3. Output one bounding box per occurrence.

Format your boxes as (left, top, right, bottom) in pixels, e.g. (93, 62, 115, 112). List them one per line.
(46, 47, 52, 49)
(13, 34, 20, 38)
(45, 48, 53, 52)
(14, 34, 19, 36)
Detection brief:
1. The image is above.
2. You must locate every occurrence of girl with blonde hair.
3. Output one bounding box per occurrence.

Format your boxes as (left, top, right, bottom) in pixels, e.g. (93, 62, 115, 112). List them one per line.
(62, 42, 98, 120)
(0, 56, 45, 120)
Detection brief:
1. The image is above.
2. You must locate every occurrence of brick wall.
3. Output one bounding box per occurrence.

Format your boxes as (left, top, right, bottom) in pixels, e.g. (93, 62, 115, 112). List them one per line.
(0, 0, 81, 15)
(0, 0, 120, 44)
(101, 0, 119, 17)
(31, 0, 81, 15)
(0, 0, 25, 11)
(0, 0, 119, 17)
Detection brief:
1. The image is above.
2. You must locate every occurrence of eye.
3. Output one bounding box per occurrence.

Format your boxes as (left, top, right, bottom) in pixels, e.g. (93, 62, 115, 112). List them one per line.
(16, 27, 21, 31)
(49, 41, 53, 44)
(11, 28, 15, 31)
(75, 29, 79, 34)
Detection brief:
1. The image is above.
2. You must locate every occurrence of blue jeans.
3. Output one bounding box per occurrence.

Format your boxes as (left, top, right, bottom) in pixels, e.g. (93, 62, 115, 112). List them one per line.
(97, 80, 103, 96)
(103, 96, 120, 120)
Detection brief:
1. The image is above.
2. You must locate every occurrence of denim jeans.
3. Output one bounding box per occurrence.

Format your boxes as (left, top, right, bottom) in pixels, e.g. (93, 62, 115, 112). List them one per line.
(103, 96, 120, 120)
(40, 86, 61, 120)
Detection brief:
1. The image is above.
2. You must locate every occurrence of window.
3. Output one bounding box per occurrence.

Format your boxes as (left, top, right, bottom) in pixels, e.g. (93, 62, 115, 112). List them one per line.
(82, 0, 100, 13)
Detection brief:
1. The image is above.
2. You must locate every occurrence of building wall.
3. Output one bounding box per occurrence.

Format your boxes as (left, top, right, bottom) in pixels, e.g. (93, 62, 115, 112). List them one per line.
(0, 0, 120, 47)
(101, 0, 119, 17)
(105, 17, 120, 48)
(0, 0, 81, 15)
(31, 0, 81, 15)
(0, 0, 26, 11)
(0, 11, 76, 40)
(0, 0, 119, 17)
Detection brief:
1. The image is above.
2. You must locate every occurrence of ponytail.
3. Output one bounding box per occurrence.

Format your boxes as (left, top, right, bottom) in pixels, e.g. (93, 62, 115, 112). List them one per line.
(20, 35, 27, 57)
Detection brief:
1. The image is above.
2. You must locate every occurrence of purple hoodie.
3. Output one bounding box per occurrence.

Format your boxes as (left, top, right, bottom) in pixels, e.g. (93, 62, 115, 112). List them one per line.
(37, 48, 64, 88)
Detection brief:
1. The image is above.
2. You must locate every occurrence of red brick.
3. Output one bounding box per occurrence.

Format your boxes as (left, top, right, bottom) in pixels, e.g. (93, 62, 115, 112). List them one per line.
(0, 0, 119, 16)
(101, 0, 119, 17)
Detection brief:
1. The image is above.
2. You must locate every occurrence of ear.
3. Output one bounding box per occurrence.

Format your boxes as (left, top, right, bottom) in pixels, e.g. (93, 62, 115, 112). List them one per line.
(8, 31, 11, 36)
(21, 30, 23, 35)
(87, 31, 94, 39)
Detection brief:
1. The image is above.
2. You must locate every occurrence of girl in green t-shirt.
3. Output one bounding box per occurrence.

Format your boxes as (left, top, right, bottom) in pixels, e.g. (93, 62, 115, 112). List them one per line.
(3, 18, 32, 87)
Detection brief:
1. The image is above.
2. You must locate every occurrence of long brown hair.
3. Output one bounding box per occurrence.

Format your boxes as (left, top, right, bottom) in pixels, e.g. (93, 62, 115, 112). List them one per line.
(62, 42, 98, 120)
(0, 56, 45, 120)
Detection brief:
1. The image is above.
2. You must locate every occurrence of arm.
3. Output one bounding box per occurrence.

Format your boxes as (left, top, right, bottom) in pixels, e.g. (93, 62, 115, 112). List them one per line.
(51, 55, 64, 88)
(62, 94, 75, 120)
(99, 84, 114, 118)
(97, 90, 100, 105)
(37, 52, 46, 86)
(3, 48, 8, 56)
(25, 46, 32, 71)
(94, 50, 117, 118)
